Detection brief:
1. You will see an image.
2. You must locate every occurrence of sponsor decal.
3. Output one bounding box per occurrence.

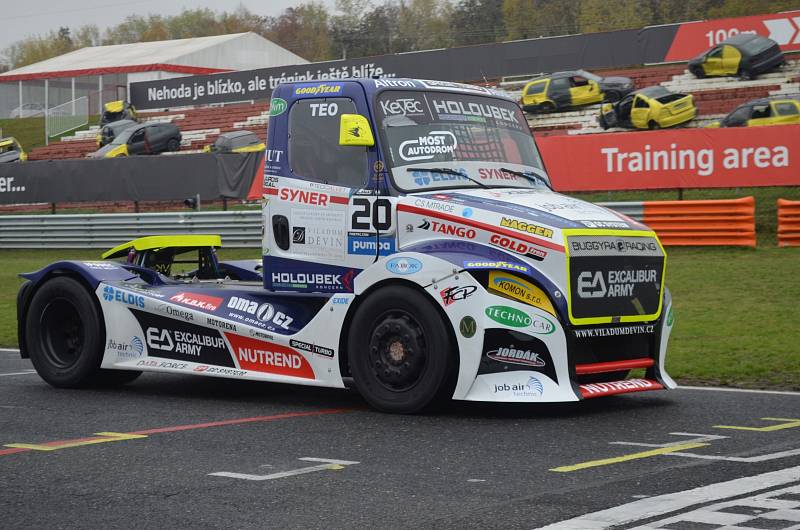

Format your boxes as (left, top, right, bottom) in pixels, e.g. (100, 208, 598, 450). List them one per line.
(271, 272, 344, 292)
(430, 98, 520, 125)
(479, 329, 556, 380)
(569, 237, 659, 256)
(577, 269, 657, 299)
(206, 316, 237, 331)
(131, 309, 234, 366)
(380, 97, 425, 116)
(332, 296, 350, 305)
(265, 149, 284, 163)
(459, 316, 477, 338)
(269, 98, 287, 116)
(225, 334, 315, 379)
(462, 207, 473, 218)
(347, 235, 396, 256)
(170, 292, 222, 311)
(248, 328, 274, 341)
(106, 336, 144, 359)
(194, 365, 247, 377)
(485, 305, 532, 329)
(386, 257, 422, 275)
(667, 307, 674, 326)
(155, 304, 194, 321)
(137, 360, 188, 370)
(293, 83, 343, 97)
(493, 376, 544, 397)
(499, 217, 554, 239)
(418, 219, 476, 239)
(279, 188, 330, 206)
(102, 285, 145, 308)
(580, 378, 658, 396)
(412, 198, 455, 212)
(489, 233, 547, 260)
(291, 209, 346, 259)
(226, 296, 293, 331)
(374, 79, 418, 89)
(487, 347, 545, 368)
(290, 339, 335, 358)
(573, 324, 655, 338)
(462, 260, 530, 273)
(582, 220, 629, 229)
(83, 261, 119, 270)
(478, 168, 518, 181)
(439, 285, 478, 306)
(488, 271, 556, 317)
(399, 131, 457, 162)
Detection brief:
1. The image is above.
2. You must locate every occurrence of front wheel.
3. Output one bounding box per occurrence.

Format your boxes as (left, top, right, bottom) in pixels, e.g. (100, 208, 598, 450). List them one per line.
(167, 138, 180, 152)
(690, 66, 705, 78)
(648, 120, 661, 130)
(347, 285, 455, 413)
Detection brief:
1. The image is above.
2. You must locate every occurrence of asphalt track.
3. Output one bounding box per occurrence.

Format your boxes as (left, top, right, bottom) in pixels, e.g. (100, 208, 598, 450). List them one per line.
(1, 350, 798, 529)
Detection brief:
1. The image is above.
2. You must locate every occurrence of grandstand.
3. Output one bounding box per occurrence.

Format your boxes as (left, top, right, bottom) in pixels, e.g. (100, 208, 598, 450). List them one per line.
(23, 57, 800, 161)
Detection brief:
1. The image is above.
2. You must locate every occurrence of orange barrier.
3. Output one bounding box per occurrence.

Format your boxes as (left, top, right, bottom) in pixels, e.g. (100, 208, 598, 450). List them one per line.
(778, 199, 800, 247)
(643, 196, 756, 247)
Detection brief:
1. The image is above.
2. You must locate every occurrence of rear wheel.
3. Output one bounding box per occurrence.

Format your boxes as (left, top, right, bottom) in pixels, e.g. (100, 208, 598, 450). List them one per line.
(25, 277, 141, 387)
(541, 101, 557, 113)
(648, 120, 660, 130)
(167, 138, 180, 152)
(689, 66, 705, 78)
(738, 68, 755, 81)
(605, 90, 621, 103)
(347, 285, 455, 413)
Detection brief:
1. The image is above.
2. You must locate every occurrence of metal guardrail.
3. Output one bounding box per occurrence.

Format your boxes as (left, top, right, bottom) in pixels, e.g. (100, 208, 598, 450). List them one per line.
(0, 203, 643, 249)
(0, 210, 262, 248)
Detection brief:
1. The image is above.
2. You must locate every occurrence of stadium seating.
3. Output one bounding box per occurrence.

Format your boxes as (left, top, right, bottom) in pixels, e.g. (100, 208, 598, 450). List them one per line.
(499, 59, 800, 136)
(28, 102, 269, 160)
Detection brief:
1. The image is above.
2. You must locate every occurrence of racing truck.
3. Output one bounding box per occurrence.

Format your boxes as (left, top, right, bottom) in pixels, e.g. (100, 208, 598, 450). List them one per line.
(17, 78, 675, 413)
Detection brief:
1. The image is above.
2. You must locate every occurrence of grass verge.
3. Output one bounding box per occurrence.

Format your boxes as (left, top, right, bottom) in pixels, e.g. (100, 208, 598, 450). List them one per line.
(1, 246, 798, 390)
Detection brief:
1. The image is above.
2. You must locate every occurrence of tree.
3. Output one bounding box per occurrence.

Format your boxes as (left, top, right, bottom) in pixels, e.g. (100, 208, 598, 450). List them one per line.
(264, 2, 333, 61)
(450, 0, 506, 46)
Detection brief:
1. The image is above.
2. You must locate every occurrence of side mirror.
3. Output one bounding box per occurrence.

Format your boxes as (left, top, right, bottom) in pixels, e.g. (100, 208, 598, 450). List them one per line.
(339, 114, 375, 147)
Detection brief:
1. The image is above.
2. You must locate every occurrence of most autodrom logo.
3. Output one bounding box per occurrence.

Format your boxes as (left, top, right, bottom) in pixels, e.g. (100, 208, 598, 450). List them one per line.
(226, 296, 294, 331)
(399, 131, 457, 161)
(102, 285, 145, 308)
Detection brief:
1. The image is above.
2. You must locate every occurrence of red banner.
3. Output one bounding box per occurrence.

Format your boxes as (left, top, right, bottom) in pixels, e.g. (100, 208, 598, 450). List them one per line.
(538, 125, 799, 191)
(664, 11, 800, 62)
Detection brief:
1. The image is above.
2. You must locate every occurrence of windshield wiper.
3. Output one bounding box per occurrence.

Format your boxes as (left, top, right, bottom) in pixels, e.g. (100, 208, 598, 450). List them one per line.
(405, 167, 489, 189)
(499, 167, 552, 189)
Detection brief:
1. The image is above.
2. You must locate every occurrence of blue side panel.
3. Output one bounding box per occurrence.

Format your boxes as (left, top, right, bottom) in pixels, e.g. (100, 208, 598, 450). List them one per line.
(402, 240, 568, 320)
(263, 256, 362, 293)
(19, 260, 138, 289)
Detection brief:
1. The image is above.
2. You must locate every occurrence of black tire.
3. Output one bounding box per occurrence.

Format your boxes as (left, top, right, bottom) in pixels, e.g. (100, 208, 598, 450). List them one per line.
(167, 138, 180, 152)
(605, 90, 621, 103)
(25, 276, 141, 388)
(541, 101, 557, 113)
(690, 66, 705, 79)
(738, 68, 755, 81)
(648, 120, 660, 130)
(347, 285, 455, 413)
(598, 113, 609, 129)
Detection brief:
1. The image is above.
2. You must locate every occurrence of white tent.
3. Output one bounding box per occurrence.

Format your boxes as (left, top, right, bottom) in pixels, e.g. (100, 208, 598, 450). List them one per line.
(0, 33, 307, 118)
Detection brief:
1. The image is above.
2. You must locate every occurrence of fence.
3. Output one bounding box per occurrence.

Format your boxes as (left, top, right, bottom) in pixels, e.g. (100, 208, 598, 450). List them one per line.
(0, 199, 760, 249)
(777, 199, 800, 247)
(642, 196, 756, 247)
(0, 210, 262, 249)
(45, 96, 88, 143)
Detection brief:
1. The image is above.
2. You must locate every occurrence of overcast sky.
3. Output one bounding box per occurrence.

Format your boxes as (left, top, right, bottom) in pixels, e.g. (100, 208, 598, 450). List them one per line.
(0, 0, 338, 52)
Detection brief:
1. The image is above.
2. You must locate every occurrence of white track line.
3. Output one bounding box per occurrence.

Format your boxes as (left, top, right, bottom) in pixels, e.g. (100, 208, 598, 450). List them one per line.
(680, 385, 800, 396)
(0, 348, 21, 354)
(0, 371, 36, 377)
(538, 465, 800, 529)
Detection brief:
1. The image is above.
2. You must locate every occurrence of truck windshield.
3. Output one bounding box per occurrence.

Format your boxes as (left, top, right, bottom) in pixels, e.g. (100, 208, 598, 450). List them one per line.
(376, 90, 548, 192)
